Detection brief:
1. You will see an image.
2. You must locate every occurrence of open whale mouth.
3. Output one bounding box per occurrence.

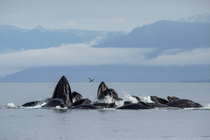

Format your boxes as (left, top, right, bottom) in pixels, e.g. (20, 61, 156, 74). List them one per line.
(168, 97, 173, 102)
(97, 82, 109, 97)
(51, 76, 73, 106)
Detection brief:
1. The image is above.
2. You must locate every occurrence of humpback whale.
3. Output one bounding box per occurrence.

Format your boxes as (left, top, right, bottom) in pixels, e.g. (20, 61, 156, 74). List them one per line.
(22, 76, 95, 109)
(151, 96, 169, 104)
(22, 98, 51, 107)
(71, 104, 98, 109)
(118, 95, 153, 110)
(122, 95, 141, 105)
(97, 82, 109, 97)
(70, 91, 93, 108)
(148, 96, 169, 107)
(21, 76, 203, 110)
(42, 98, 66, 108)
(93, 102, 117, 108)
(147, 96, 202, 108)
(22, 101, 41, 107)
(131, 95, 141, 103)
(84, 81, 121, 109)
(71, 98, 92, 106)
(117, 102, 152, 110)
(166, 96, 202, 108)
(72, 91, 83, 102)
(50, 76, 72, 107)
(118, 95, 202, 109)
(22, 76, 73, 108)
(96, 82, 120, 103)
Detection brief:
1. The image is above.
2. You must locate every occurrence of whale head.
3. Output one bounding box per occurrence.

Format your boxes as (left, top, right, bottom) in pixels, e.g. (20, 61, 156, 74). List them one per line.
(97, 81, 109, 97)
(167, 96, 180, 102)
(52, 76, 73, 107)
(151, 96, 169, 104)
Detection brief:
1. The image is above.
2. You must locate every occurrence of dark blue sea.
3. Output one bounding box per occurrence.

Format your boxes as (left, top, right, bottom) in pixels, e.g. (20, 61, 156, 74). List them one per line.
(0, 83, 210, 140)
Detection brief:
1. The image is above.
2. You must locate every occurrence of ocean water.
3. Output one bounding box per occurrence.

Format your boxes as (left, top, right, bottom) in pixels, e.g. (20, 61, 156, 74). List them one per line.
(0, 83, 210, 140)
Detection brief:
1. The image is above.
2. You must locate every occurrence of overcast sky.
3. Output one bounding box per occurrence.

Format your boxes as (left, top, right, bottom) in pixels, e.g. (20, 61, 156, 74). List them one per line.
(1, 0, 210, 31)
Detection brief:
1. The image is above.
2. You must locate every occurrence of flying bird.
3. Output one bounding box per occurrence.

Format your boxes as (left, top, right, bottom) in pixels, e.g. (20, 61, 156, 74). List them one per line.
(88, 78, 94, 82)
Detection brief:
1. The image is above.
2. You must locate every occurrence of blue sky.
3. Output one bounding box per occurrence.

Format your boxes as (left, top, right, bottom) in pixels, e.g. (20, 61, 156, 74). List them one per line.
(1, 0, 210, 31)
(0, 0, 210, 78)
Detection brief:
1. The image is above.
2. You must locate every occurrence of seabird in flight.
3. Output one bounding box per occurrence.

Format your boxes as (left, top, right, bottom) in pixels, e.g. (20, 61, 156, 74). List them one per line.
(88, 78, 94, 82)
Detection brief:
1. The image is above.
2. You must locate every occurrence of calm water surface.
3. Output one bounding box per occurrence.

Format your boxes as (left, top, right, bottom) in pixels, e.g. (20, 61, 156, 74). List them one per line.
(0, 83, 210, 140)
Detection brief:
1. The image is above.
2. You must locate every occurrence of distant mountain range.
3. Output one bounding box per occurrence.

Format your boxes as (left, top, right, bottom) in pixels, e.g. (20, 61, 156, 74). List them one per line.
(0, 25, 126, 53)
(0, 13, 210, 83)
(0, 65, 209, 83)
(1, 13, 209, 53)
(92, 20, 210, 50)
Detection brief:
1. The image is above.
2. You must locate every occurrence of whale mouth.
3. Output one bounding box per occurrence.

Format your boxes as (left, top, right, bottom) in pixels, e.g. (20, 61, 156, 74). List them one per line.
(168, 97, 173, 102)
(97, 82, 109, 97)
(51, 76, 73, 106)
(167, 96, 179, 102)
(101, 82, 108, 93)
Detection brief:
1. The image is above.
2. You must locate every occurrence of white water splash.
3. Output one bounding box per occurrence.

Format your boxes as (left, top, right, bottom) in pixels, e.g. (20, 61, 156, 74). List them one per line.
(21, 102, 47, 109)
(6, 103, 19, 109)
(140, 96, 154, 103)
(115, 100, 124, 107)
(123, 94, 138, 103)
(93, 96, 116, 104)
(55, 106, 68, 109)
(200, 103, 210, 110)
(206, 103, 210, 107)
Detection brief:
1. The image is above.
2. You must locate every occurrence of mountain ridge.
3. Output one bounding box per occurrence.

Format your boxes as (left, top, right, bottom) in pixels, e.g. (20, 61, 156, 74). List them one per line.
(0, 65, 209, 83)
(92, 20, 210, 49)
(0, 25, 126, 53)
(178, 13, 210, 23)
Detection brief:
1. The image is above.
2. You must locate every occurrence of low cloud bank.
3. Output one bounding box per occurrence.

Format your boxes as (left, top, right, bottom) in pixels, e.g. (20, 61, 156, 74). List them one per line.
(0, 42, 210, 77)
